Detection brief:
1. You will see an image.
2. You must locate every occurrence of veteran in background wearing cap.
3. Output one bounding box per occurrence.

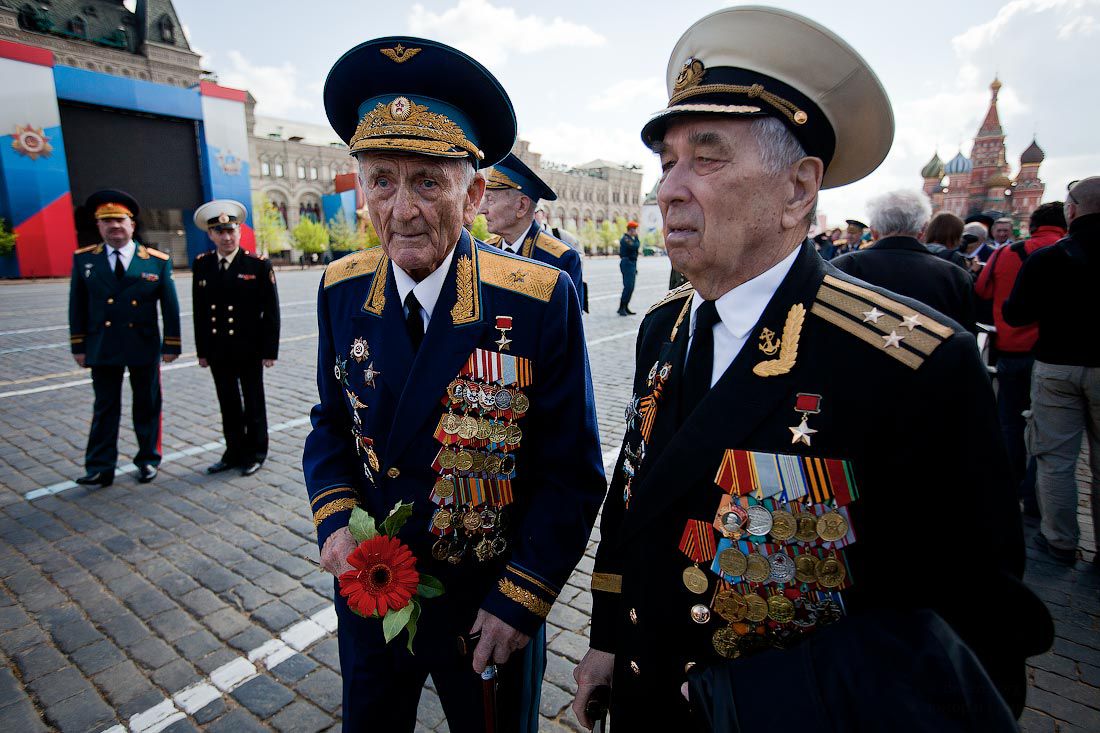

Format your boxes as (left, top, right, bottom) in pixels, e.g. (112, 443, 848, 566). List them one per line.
(481, 153, 584, 300)
(69, 190, 181, 487)
(572, 7, 1051, 731)
(304, 37, 603, 733)
(192, 200, 280, 477)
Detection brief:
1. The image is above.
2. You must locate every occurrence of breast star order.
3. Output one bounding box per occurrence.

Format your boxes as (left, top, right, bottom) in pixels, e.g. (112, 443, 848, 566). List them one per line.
(898, 313, 922, 331)
(790, 418, 817, 446)
(881, 330, 904, 348)
(861, 307, 884, 324)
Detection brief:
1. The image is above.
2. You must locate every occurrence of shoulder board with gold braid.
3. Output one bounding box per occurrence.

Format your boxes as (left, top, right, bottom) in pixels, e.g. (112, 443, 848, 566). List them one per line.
(810, 274, 955, 370)
(534, 232, 570, 258)
(483, 234, 503, 247)
(195, 250, 211, 260)
(74, 244, 100, 255)
(323, 246, 386, 288)
(645, 282, 694, 315)
(144, 247, 170, 261)
(478, 247, 559, 303)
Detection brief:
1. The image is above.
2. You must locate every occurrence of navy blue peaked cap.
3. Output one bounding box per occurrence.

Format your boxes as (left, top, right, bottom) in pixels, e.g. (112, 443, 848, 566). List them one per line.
(324, 37, 516, 169)
(485, 153, 558, 202)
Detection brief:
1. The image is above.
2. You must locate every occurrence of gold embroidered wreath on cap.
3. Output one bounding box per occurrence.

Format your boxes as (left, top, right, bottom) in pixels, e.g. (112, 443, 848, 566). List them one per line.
(486, 168, 522, 190)
(350, 97, 485, 160)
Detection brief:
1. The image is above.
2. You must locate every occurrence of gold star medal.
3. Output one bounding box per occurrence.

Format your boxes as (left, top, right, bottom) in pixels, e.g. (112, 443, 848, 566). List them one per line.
(494, 315, 513, 351)
(789, 393, 822, 446)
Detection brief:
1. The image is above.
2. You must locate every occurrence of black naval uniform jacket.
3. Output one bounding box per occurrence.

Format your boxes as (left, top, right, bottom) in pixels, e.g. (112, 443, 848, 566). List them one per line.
(192, 250, 280, 363)
(590, 242, 1052, 727)
(69, 243, 181, 365)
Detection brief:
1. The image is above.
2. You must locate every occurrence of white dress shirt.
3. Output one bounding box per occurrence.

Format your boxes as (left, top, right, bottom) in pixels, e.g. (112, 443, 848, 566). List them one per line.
(392, 246, 457, 332)
(503, 231, 526, 255)
(218, 246, 241, 269)
(106, 240, 136, 273)
(686, 246, 800, 387)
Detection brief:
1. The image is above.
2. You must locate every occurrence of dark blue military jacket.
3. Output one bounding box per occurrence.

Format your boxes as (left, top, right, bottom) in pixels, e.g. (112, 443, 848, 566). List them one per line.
(68, 243, 182, 365)
(304, 230, 604, 641)
(485, 220, 583, 299)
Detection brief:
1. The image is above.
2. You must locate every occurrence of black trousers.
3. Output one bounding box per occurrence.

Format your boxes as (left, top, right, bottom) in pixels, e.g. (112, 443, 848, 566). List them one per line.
(620, 260, 637, 308)
(86, 364, 161, 472)
(996, 354, 1035, 495)
(210, 358, 268, 465)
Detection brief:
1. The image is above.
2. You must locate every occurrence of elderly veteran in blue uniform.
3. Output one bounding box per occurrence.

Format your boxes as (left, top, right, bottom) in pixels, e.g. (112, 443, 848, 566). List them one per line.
(69, 190, 181, 487)
(304, 37, 604, 733)
(480, 153, 584, 298)
(572, 7, 1052, 732)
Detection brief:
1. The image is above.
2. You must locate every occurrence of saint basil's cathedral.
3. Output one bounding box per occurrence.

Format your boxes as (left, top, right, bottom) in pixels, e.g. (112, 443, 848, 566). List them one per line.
(920, 78, 1045, 233)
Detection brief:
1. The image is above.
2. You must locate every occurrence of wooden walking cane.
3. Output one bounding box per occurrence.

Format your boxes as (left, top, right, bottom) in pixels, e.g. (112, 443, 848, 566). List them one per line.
(458, 632, 499, 733)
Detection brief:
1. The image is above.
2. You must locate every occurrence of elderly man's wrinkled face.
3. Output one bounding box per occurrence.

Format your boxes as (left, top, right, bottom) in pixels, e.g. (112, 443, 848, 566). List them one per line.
(991, 221, 1012, 243)
(655, 117, 790, 289)
(358, 153, 484, 279)
(479, 188, 525, 236)
(97, 216, 134, 248)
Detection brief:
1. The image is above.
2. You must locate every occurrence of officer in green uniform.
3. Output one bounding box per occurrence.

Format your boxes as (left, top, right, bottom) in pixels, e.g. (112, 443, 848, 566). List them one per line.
(69, 190, 181, 486)
(572, 7, 1051, 730)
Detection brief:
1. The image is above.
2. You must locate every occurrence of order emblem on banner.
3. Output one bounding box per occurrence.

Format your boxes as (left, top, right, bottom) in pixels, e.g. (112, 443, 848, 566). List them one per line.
(11, 124, 53, 160)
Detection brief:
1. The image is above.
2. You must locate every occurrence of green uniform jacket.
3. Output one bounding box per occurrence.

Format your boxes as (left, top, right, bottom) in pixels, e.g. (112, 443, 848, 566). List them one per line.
(69, 243, 182, 366)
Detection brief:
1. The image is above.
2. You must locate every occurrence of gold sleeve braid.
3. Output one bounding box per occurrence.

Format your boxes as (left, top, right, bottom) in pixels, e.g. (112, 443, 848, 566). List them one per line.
(498, 578, 552, 618)
(313, 498, 358, 528)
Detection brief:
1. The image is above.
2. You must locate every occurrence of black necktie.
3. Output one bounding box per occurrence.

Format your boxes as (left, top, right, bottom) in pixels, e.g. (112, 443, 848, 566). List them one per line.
(680, 300, 720, 421)
(404, 292, 424, 352)
(220, 258, 228, 272)
(113, 250, 125, 280)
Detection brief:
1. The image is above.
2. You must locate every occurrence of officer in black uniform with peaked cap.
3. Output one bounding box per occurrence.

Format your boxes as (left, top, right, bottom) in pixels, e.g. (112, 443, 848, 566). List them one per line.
(191, 199, 280, 477)
(572, 7, 1051, 731)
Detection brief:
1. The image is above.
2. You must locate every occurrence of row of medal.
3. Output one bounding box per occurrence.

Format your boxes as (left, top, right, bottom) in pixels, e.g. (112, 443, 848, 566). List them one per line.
(427, 349, 533, 565)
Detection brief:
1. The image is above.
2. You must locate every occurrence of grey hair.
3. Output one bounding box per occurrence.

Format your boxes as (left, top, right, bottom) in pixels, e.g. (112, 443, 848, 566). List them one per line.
(751, 117, 816, 225)
(867, 189, 932, 236)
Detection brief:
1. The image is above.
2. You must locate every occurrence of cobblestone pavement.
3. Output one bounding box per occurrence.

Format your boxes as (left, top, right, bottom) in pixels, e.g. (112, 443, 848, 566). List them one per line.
(0, 257, 1096, 732)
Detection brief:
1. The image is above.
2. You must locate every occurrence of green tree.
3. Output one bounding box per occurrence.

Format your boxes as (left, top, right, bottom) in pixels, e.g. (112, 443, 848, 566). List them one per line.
(469, 214, 490, 241)
(292, 217, 329, 255)
(0, 218, 17, 258)
(251, 193, 287, 255)
(578, 220, 600, 255)
(328, 215, 361, 253)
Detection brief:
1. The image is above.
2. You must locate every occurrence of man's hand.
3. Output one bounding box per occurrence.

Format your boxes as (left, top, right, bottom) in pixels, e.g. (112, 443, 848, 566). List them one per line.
(73, 354, 86, 368)
(469, 609, 529, 673)
(572, 648, 615, 729)
(198, 358, 208, 368)
(263, 359, 276, 368)
(319, 526, 356, 576)
(163, 354, 178, 363)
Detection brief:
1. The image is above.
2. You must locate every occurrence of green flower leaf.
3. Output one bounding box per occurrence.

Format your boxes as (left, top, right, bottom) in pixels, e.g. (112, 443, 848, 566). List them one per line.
(416, 574, 445, 599)
(382, 602, 414, 644)
(405, 599, 422, 654)
(348, 506, 378, 543)
(380, 500, 415, 537)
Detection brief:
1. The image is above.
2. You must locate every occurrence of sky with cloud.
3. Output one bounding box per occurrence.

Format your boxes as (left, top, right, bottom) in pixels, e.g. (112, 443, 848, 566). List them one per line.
(180, 0, 1098, 225)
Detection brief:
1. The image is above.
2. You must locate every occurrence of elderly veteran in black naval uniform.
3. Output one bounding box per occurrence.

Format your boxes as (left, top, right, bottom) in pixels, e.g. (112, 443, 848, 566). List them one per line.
(480, 153, 584, 298)
(572, 7, 1052, 732)
(192, 200, 280, 477)
(304, 38, 604, 733)
(69, 190, 181, 487)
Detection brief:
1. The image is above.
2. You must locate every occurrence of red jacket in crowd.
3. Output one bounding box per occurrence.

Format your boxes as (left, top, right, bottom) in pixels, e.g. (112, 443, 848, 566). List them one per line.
(975, 225, 1067, 354)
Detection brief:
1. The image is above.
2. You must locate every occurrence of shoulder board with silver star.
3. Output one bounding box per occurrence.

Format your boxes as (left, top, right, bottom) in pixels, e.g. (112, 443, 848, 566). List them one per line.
(324, 247, 386, 288)
(646, 282, 694, 315)
(810, 273, 955, 369)
(74, 244, 101, 255)
(534, 232, 570, 258)
(478, 247, 559, 302)
(144, 247, 170, 260)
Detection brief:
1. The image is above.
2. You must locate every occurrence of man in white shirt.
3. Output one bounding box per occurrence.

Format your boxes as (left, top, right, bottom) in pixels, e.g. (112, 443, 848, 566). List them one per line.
(574, 6, 1049, 730)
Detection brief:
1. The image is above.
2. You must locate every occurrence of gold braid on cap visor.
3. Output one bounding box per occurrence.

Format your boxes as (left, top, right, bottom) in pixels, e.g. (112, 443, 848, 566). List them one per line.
(485, 169, 522, 190)
(668, 82, 809, 126)
(349, 99, 485, 160)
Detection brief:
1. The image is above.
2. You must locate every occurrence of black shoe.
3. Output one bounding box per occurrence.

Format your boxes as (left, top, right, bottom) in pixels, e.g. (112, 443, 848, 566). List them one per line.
(617, 308, 628, 316)
(625, 307, 636, 315)
(1034, 533, 1076, 565)
(206, 460, 235, 474)
(75, 471, 113, 487)
(241, 461, 263, 476)
(137, 465, 158, 484)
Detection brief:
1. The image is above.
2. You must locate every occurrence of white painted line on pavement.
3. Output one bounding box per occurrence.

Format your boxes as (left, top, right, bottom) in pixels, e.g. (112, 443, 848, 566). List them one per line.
(128, 698, 185, 733)
(172, 682, 221, 714)
(23, 416, 312, 501)
(588, 329, 638, 346)
(209, 657, 258, 692)
(587, 283, 666, 303)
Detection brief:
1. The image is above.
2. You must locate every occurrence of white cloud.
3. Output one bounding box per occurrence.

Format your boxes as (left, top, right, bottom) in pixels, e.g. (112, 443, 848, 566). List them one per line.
(587, 77, 665, 112)
(407, 0, 605, 66)
(216, 51, 313, 118)
(522, 121, 650, 170)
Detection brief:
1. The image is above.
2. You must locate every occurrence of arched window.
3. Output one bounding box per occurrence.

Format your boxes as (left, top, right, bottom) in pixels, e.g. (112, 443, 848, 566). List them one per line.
(69, 16, 87, 37)
(158, 15, 176, 44)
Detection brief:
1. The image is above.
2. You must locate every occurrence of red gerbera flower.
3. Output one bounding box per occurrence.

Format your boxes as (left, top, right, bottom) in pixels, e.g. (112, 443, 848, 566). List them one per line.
(339, 535, 420, 617)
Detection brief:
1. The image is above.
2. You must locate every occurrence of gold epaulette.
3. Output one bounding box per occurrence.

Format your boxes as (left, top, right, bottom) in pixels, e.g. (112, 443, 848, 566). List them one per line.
(483, 234, 503, 247)
(534, 232, 569, 258)
(74, 244, 101, 255)
(810, 274, 955, 369)
(195, 251, 211, 259)
(479, 248, 559, 302)
(324, 246, 386, 288)
(140, 246, 169, 260)
(646, 282, 694, 315)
